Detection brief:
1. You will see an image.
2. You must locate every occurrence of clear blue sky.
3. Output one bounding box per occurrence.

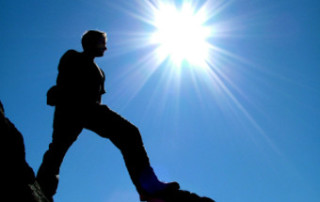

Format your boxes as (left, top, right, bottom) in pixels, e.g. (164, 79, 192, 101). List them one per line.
(1, 0, 319, 202)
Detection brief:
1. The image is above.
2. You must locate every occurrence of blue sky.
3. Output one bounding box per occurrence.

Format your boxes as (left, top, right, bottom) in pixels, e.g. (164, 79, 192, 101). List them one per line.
(1, 0, 319, 202)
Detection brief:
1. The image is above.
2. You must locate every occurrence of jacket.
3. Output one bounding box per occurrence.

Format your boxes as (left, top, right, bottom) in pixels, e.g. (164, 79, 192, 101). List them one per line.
(49, 49, 106, 107)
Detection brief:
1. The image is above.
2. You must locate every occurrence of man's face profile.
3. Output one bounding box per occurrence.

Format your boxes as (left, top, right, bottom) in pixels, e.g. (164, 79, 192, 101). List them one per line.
(93, 37, 107, 57)
(84, 36, 107, 58)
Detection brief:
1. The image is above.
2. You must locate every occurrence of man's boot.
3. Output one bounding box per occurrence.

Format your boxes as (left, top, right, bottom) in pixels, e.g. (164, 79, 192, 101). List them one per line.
(137, 167, 179, 201)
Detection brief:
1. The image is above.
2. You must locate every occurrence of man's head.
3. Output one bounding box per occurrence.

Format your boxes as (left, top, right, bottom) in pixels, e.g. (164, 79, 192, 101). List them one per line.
(81, 30, 107, 57)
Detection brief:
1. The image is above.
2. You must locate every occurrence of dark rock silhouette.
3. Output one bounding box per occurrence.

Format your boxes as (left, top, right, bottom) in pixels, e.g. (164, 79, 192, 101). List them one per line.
(166, 189, 215, 202)
(143, 188, 215, 202)
(0, 101, 49, 202)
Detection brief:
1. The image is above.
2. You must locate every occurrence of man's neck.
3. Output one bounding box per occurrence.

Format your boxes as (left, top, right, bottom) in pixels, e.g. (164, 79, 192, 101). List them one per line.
(82, 51, 95, 61)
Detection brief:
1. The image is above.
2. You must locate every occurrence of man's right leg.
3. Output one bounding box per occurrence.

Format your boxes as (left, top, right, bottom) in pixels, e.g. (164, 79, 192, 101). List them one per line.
(84, 105, 179, 200)
(37, 109, 82, 201)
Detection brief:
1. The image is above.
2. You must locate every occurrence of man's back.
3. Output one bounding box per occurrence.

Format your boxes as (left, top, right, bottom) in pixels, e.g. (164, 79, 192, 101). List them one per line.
(55, 50, 105, 106)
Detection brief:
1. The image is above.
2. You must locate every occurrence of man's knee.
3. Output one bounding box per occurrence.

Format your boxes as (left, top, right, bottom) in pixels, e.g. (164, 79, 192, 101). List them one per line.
(110, 123, 142, 147)
(121, 123, 142, 140)
(125, 123, 139, 133)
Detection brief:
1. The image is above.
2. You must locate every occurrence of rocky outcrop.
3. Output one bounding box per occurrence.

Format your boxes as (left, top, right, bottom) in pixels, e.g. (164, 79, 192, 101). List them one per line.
(0, 101, 49, 202)
(144, 188, 215, 202)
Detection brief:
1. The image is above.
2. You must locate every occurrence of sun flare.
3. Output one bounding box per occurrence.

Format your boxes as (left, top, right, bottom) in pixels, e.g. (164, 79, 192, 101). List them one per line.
(150, 3, 212, 67)
(104, 0, 277, 158)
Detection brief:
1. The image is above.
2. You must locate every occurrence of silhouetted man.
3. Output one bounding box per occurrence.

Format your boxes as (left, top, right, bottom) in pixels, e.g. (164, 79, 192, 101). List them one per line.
(37, 30, 179, 201)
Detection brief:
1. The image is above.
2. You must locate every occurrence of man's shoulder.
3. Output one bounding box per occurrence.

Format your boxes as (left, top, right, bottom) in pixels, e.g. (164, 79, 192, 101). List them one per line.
(59, 49, 83, 65)
(58, 50, 82, 71)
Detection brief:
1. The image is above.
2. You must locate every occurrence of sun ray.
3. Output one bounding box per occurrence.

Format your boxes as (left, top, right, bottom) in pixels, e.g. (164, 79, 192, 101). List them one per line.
(104, 0, 282, 155)
(110, 47, 165, 108)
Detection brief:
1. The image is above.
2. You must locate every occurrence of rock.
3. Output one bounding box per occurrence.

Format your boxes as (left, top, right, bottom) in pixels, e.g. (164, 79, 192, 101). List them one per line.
(157, 189, 215, 202)
(0, 101, 49, 202)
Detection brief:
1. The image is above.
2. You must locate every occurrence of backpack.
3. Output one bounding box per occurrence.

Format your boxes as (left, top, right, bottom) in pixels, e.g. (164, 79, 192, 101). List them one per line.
(46, 85, 59, 106)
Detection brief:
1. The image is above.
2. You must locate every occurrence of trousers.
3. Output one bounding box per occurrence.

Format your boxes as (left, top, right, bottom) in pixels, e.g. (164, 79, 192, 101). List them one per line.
(37, 104, 151, 198)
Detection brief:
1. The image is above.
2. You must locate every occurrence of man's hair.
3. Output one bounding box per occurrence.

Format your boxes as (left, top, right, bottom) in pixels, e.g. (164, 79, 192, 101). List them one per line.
(81, 30, 107, 50)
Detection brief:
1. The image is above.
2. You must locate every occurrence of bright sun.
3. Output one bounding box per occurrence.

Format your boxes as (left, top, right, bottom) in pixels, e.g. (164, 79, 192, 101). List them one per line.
(150, 3, 212, 67)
